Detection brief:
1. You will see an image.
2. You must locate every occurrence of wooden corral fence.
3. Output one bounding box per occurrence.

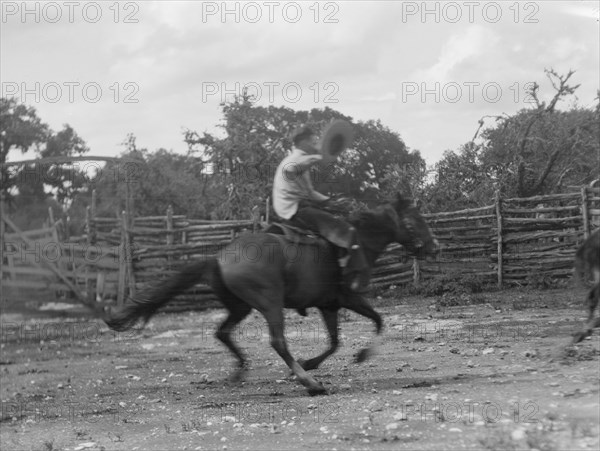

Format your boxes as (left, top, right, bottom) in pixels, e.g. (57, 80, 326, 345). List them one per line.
(0, 190, 258, 312)
(2, 186, 599, 312)
(0, 201, 101, 311)
(369, 186, 600, 290)
(81, 191, 259, 312)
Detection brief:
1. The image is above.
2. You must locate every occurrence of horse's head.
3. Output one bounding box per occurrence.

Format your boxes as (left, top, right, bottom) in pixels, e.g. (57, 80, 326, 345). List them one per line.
(382, 193, 438, 259)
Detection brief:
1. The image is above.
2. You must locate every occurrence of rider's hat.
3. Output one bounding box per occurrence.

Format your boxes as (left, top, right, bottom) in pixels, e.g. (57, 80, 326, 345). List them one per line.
(319, 119, 354, 163)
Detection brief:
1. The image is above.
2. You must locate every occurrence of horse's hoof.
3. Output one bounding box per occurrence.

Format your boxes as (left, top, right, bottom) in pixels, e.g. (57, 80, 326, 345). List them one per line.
(307, 384, 328, 396)
(354, 348, 371, 363)
(228, 368, 247, 384)
(298, 358, 317, 371)
(572, 331, 590, 344)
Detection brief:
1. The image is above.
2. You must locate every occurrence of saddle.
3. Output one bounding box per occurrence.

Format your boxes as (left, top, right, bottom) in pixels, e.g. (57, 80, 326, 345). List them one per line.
(263, 222, 325, 246)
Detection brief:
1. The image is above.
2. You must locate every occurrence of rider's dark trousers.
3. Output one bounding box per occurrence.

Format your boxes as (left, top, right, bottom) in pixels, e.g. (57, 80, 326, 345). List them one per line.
(288, 206, 368, 275)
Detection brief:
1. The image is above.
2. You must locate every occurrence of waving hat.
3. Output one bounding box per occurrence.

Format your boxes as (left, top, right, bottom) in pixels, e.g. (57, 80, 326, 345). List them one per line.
(319, 119, 354, 163)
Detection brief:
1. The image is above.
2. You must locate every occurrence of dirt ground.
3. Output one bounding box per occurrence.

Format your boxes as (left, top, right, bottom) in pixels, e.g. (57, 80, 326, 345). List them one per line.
(1, 287, 599, 451)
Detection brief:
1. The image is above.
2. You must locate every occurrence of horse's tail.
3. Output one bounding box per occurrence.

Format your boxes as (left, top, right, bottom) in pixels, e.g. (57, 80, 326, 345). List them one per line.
(104, 259, 218, 332)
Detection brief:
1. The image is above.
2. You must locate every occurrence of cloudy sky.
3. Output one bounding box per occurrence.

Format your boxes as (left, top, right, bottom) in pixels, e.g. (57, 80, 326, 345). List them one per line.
(2, 1, 599, 166)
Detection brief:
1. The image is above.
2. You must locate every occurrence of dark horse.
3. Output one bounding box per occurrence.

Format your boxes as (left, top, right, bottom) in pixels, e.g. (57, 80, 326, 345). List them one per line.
(572, 228, 600, 344)
(105, 194, 437, 395)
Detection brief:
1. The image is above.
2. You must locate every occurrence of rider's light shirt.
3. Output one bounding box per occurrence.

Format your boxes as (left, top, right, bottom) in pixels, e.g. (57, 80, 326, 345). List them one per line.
(272, 147, 318, 219)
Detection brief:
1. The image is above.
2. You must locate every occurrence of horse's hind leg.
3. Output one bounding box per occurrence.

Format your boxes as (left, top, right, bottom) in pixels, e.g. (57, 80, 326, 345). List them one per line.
(341, 294, 383, 363)
(299, 308, 339, 371)
(262, 306, 328, 395)
(574, 282, 600, 343)
(573, 281, 600, 344)
(215, 303, 252, 382)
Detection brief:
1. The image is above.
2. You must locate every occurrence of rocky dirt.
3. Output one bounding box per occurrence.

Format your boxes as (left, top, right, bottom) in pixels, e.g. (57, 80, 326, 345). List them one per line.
(1, 287, 599, 451)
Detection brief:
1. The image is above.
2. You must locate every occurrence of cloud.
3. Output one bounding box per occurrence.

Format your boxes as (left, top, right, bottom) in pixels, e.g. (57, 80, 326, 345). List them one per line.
(415, 25, 499, 83)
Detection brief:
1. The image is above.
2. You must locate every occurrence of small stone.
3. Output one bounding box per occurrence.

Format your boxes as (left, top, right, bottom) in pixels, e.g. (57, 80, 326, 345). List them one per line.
(385, 422, 399, 430)
(393, 411, 408, 421)
(511, 428, 526, 440)
(367, 400, 383, 412)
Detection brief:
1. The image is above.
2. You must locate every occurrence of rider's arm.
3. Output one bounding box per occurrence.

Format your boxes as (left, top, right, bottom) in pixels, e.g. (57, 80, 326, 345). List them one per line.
(309, 190, 330, 202)
(282, 154, 323, 175)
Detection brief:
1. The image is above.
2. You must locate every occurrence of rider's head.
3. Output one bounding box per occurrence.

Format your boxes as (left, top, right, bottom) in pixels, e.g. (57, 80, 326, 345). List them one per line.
(292, 126, 318, 153)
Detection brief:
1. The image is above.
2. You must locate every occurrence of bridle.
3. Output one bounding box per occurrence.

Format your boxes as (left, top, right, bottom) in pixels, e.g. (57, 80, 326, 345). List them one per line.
(383, 204, 425, 254)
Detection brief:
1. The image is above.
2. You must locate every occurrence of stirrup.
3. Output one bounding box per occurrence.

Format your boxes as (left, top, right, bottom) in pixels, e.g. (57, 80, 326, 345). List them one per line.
(338, 254, 350, 268)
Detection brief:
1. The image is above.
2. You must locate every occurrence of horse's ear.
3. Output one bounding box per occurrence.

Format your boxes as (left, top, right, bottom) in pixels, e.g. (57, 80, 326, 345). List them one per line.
(395, 192, 411, 210)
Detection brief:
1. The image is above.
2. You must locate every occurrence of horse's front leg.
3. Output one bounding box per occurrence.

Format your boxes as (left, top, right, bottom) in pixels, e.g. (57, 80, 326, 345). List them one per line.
(262, 306, 328, 395)
(340, 293, 383, 363)
(298, 307, 339, 371)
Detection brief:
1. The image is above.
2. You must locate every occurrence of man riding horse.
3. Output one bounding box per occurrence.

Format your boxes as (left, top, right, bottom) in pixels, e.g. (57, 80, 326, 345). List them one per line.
(105, 119, 438, 395)
(272, 124, 369, 293)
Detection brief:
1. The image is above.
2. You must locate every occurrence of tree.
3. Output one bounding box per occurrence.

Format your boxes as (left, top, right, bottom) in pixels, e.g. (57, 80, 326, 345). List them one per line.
(478, 69, 599, 197)
(423, 69, 600, 211)
(423, 142, 495, 212)
(92, 135, 209, 218)
(1, 97, 49, 199)
(1, 98, 92, 229)
(184, 93, 425, 218)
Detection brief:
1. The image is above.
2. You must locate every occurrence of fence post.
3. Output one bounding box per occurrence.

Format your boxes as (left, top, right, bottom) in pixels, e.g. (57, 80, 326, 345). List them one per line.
(412, 257, 421, 285)
(48, 206, 55, 227)
(265, 196, 270, 224)
(117, 212, 127, 305)
(90, 189, 97, 243)
(581, 186, 590, 240)
(495, 191, 503, 288)
(0, 193, 5, 302)
(166, 205, 173, 267)
(252, 205, 260, 233)
(85, 206, 95, 304)
(123, 210, 136, 298)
